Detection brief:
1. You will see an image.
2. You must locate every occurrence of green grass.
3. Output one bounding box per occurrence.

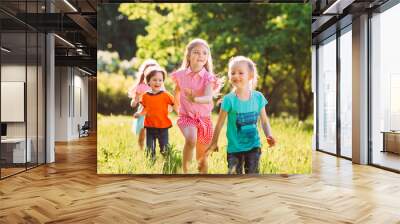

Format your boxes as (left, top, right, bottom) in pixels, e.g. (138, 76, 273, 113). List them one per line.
(97, 114, 312, 174)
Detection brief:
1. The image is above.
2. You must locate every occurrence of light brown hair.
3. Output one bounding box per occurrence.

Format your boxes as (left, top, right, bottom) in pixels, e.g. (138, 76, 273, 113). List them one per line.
(180, 38, 214, 74)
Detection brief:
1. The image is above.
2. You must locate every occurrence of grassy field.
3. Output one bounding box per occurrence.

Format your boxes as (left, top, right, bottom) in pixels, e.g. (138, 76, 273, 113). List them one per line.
(97, 114, 313, 174)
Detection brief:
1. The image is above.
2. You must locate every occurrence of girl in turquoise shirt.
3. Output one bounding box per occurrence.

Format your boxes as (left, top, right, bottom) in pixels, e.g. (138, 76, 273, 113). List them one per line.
(206, 56, 276, 174)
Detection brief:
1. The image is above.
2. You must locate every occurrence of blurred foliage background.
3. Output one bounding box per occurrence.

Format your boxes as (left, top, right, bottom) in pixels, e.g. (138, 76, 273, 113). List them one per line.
(97, 3, 312, 120)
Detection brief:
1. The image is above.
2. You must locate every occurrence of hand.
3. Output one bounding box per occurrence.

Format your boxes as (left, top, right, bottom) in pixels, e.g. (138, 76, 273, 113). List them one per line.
(216, 98, 223, 106)
(187, 93, 196, 103)
(133, 113, 141, 118)
(130, 99, 137, 108)
(266, 136, 276, 147)
(167, 105, 173, 113)
(206, 142, 218, 156)
(183, 88, 192, 96)
(184, 88, 196, 103)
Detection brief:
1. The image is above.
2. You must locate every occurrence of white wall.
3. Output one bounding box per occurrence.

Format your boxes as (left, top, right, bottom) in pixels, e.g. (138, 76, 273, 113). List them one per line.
(73, 72, 89, 138)
(1, 65, 25, 123)
(1, 64, 36, 137)
(54, 67, 89, 141)
(2, 63, 46, 164)
(1, 65, 27, 138)
(55, 67, 69, 141)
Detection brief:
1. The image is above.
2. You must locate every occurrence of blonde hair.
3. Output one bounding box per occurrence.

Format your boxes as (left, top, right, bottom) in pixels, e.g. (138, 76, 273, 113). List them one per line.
(228, 56, 258, 90)
(128, 59, 159, 98)
(137, 59, 159, 84)
(180, 38, 213, 74)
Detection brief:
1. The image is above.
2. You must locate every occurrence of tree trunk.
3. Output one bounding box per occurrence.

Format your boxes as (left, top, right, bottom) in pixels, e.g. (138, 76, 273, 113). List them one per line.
(295, 68, 314, 121)
(303, 91, 314, 120)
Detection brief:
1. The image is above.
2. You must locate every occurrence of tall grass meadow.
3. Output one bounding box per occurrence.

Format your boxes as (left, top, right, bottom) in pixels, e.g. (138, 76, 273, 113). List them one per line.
(97, 114, 312, 174)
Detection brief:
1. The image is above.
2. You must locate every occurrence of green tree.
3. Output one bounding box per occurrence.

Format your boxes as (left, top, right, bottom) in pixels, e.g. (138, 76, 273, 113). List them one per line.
(191, 3, 311, 119)
(119, 3, 312, 120)
(119, 4, 195, 71)
(98, 4, 146, 60)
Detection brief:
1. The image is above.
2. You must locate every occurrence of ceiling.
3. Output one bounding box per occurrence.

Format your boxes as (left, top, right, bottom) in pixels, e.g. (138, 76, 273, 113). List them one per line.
(0, 0, 97, 75)
(311, 0, 389, 43)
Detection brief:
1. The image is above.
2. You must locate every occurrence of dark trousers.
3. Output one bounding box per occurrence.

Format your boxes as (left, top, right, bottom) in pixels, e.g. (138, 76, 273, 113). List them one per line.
(227, 147, 261, 174)
(145, 127, 169, 159)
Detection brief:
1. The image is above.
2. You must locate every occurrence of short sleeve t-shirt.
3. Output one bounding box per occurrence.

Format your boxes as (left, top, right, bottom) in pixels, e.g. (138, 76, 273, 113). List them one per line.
(221, 90, 268, 153)
(141, 91, 174, 129)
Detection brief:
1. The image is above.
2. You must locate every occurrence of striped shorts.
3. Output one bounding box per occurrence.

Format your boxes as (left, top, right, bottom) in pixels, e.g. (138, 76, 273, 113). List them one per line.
(177, 115, 213, 145)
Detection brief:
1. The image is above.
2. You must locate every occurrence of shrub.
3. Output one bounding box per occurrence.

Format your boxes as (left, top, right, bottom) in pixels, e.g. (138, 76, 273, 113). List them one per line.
(98, 72, 135, 115)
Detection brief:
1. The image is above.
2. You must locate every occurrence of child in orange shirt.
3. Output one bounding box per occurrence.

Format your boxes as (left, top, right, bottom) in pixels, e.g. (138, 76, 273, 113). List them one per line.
(134, 65, 176, 160)
(128, 59, 158, 150)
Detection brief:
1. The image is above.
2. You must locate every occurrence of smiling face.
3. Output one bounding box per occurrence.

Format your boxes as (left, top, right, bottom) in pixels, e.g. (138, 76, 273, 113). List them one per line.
(147, 72, 164, 92)
(229, 61, 253, 89)
(189, 44, 208, 71)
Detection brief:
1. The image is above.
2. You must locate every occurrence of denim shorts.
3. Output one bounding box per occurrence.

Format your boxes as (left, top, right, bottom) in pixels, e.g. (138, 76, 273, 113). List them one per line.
(227, 147, 261, 174)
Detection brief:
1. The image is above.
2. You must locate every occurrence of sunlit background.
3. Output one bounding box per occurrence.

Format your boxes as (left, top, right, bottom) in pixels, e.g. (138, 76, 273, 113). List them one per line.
(97, 3, 313, 174)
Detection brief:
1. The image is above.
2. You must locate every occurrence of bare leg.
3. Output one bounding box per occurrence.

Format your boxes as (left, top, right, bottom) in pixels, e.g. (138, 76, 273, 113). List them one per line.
(138, 128, 146, 150)
(196, 142, 209, 174)
(181, 126, 197, 174)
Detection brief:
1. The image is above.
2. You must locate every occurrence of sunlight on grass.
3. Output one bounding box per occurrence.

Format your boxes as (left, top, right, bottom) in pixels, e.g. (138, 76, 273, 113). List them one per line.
(97, 113, 312, 174)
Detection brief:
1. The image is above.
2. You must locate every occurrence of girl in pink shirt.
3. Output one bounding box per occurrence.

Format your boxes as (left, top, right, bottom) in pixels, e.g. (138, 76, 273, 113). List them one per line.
(128, 59, 158, 150)
(171, 38, 221, 174)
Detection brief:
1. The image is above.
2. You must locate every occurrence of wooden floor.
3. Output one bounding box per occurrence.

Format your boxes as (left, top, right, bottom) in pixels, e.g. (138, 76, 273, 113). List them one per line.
(1, 135, 400, 223)
(373, 150, 400, 171)
(0, 167, 26, 178)
(1, 163, 45, 178)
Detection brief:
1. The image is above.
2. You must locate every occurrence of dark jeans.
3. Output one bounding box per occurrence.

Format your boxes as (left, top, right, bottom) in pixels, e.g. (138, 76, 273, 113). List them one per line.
(227, 147, 261, 174)
(145, 127, 169, 159)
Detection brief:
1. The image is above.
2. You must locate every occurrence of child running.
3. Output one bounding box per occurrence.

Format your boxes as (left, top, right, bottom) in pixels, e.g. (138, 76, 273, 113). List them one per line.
(134, 65, 176, 160)
(206, 56, 276, 174)
(128, 59, 159, 150)
(171, 38, 220, 174)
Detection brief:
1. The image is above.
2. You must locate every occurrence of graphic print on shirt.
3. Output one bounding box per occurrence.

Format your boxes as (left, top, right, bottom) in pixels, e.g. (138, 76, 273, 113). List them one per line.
(235, 111, 259, 144)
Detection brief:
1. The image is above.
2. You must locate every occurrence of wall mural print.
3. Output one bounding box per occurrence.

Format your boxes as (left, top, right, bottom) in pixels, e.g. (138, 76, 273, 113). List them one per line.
(97, 3, 312, 174)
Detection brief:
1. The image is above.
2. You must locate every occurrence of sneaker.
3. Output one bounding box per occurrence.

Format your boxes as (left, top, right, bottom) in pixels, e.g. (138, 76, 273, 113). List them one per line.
(160, 149, 167, 156)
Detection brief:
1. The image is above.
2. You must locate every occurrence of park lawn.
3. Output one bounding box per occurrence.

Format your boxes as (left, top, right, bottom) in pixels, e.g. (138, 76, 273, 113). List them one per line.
(97, 113, 312, 174)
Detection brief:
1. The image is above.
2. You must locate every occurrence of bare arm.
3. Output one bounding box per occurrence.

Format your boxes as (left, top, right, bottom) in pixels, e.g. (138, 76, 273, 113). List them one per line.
(130, 94, 141, 108)
(174, 84, 181, 110)
(206, 109, 228, 153)
(260, 107, 276, 147)
(130, 99, 135, 108)
(134, 95, 146, 118)
(173, 104, 179, 114)
(170, 92, 179, 114)
(193, 84, 213, 104)
(134, 106, 146, 118)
